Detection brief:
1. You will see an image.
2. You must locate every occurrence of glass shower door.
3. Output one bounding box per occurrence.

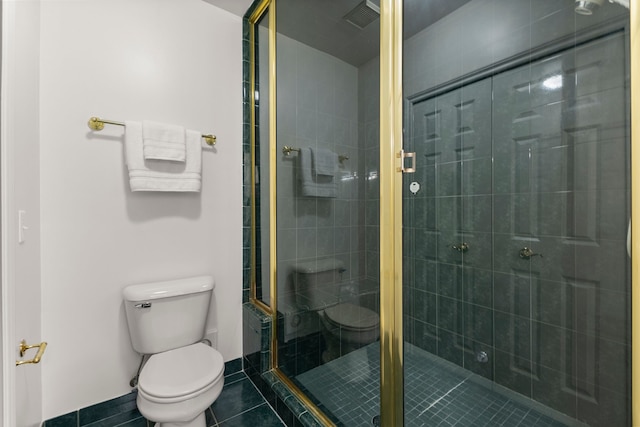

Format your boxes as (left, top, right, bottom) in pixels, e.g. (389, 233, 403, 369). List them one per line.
(402, 1, 631, 426)
(272, 0, 382, 425)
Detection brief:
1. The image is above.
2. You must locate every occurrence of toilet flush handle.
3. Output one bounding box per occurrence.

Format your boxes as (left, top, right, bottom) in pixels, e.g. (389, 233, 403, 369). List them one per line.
(134, 302, 152, 308)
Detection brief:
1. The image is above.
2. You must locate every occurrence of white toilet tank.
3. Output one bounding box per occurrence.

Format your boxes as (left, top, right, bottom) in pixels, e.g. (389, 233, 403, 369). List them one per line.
(123, 275, 214, 355)
(293, 258, 344, 310)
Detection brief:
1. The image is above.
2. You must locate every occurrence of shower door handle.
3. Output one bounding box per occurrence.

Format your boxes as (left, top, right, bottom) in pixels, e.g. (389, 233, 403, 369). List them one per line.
(398, 150, 416, 173)
(627, 220, 631, 258)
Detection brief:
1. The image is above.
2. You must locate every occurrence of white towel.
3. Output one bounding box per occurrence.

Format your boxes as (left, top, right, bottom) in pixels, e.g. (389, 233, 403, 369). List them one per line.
(142, 120, 186, 162)
(298, 147, 337, 198)
(311, 147, 338, 177)
(125, 121, 202, 192)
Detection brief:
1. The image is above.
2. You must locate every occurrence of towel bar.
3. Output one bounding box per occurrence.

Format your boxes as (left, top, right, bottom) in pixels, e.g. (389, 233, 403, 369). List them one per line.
(282, 145, 349, 162)
(88, 116, 217, 146)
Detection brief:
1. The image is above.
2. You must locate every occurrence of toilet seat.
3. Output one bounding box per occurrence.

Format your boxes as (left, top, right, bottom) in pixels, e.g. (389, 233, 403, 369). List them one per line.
(324, 303, 379, 331)
(138, 342, 224, 403)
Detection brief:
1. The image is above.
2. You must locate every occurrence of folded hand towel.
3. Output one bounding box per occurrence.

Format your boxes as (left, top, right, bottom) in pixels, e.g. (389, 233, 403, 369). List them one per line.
(311, 147, 338, 177)
(125, 121, 202, 192)
(142, 120, 186, 162)
(297, 147, 337, 198)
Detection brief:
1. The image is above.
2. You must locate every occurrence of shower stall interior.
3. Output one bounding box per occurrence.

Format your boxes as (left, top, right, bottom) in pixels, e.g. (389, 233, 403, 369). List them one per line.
(400, 29, 630, 426)
(243, 0, 633, 426)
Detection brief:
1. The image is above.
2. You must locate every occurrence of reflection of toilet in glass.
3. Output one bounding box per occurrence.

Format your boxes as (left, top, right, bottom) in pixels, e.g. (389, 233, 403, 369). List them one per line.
(292, 259, 379, 364)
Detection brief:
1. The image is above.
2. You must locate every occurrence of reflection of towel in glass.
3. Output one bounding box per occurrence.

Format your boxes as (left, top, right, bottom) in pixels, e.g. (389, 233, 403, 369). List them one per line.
(297, 147, 337, 198)
(125, 121, 202, 192)
(312, 147, 338, 177)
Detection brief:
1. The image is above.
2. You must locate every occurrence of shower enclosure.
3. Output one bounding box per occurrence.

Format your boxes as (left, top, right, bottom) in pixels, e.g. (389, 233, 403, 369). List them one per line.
(242, 0, 637, 425)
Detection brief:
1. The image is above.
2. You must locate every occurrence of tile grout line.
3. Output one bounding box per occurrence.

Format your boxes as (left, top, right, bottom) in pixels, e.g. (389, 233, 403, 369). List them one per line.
(217, 403, 279, 426)
(245, 377, 286, 426)
(207, 406, 219, 427)
(418, 377, 470, 417)
(213, 374, 285, 426)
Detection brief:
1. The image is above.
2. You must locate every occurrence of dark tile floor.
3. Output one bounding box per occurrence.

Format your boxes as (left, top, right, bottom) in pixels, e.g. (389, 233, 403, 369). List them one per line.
(43, 370, 285, 427)
(210, 371, 285, 426)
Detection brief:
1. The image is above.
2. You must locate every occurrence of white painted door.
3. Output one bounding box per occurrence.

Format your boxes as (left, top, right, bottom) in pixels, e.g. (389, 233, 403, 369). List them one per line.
(492, 32, 629, 424)
(407, 78, 493, 369)
(2, 1, 43, 426)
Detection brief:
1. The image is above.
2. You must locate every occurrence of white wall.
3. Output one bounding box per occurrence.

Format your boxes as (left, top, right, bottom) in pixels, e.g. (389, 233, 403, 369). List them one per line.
(38, 0, 242, 419)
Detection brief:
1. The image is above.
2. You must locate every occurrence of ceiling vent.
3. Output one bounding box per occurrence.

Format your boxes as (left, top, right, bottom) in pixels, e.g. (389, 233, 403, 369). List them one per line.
(343, 0, 380, 29)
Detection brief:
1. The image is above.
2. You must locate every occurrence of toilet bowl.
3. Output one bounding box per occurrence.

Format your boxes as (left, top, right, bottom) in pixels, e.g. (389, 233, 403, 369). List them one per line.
(123, 276, 225, 427)
(136, 343, 225, 427)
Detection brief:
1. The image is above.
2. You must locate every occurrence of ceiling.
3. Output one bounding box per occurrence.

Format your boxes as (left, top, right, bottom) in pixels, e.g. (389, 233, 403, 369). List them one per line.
(205, 0, 472, 66)
(203, 0, 253, 17)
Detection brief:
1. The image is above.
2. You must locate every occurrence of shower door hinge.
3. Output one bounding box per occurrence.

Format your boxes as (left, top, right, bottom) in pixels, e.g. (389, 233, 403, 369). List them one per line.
(398, 149, 416, 173)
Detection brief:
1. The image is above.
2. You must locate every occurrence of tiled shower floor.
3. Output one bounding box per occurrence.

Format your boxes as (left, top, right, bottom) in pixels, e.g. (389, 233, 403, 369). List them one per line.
(297, 342, 576, 427)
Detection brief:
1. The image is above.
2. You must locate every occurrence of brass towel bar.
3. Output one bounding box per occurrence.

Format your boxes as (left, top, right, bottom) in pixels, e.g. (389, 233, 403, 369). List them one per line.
(87, 116, 217, 146)
(282, 145, 349, 162)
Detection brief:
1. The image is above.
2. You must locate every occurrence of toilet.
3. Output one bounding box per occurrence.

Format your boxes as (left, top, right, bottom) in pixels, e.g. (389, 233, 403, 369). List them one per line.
(123, 276, 225, 427)
(292, 259, 380, 363)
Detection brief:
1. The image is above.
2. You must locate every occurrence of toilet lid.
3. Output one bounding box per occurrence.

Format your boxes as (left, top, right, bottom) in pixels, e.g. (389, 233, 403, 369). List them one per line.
(139, 343, 224, 399)
(324, 303, 379, 330)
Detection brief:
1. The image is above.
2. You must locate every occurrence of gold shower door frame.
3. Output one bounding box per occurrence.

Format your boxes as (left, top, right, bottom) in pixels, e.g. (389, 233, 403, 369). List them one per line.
(378, 0, 404, 425)
(249, 0, 640, 425)
(247, 0, 275, 318)
(383, 1, 640, 425)
(631, 1, 640, 425)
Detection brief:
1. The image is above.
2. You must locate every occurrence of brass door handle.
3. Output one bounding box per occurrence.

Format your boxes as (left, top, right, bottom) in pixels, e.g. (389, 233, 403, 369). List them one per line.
(519, 247, 543, 259)
(16, 340, 47, 366)
(451, 242, 469, 253)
